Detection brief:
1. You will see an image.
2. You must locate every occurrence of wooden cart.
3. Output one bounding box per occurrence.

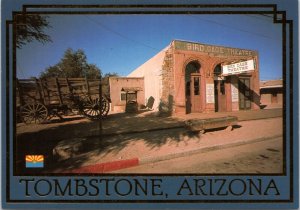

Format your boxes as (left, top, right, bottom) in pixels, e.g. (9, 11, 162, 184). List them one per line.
(16, 77, 110, 124)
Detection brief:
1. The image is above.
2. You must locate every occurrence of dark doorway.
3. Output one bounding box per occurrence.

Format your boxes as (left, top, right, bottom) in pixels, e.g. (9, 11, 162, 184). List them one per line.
(238, 78, 251, 110)
(185, 61, 201, 114)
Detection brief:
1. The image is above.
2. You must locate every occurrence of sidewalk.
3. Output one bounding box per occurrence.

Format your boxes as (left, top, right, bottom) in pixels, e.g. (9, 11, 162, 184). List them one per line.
(95, 108, 282, 137)
(48, 109, 283, 173)
(173, 107, 282, 122)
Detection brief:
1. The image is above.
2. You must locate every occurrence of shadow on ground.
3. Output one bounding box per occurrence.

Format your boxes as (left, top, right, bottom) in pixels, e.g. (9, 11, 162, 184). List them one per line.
(15, 111, 242, 174)
(15, 112, 180, 174)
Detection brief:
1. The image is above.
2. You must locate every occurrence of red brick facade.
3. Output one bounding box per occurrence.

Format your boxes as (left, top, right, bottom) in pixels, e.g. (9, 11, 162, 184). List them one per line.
(126, 40, 261, 115)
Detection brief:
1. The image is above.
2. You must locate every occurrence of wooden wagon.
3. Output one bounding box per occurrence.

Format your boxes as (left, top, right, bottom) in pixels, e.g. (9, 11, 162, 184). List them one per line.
(16, 77, 110, 124)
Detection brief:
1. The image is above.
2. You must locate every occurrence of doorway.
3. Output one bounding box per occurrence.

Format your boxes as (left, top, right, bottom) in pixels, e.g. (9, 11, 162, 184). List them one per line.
(214, 64, 227, 112)
(214, 80, 227, 112)
(238, 78, 251, 110)
(185, 61, 201, 114)
(190, 74, 201, 113)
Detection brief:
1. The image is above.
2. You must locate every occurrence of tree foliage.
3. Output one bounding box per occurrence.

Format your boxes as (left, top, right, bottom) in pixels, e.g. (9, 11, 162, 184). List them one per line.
(40, 48, 101, 79)
(16, 14, 52, 49)
(103, 72, 119, 78)
(101, 73, 119, 98)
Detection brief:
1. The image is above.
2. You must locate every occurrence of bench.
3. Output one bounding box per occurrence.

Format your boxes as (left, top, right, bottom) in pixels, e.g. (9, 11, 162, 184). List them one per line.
(185, 116, 238, 133)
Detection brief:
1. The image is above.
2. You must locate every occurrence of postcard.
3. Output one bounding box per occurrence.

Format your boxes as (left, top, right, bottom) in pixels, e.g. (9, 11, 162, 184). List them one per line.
(1, 0, 299, 209)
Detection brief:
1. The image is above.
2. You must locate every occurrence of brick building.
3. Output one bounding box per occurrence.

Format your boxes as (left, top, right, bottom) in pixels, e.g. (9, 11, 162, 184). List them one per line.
(111, 40, 260, 114)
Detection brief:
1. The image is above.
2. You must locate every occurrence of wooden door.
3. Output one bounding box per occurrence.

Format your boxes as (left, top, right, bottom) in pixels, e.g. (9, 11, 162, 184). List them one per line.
(214, 80, 227, 112)
(191, 74, 201, 112)
(238, 78, 251, 110)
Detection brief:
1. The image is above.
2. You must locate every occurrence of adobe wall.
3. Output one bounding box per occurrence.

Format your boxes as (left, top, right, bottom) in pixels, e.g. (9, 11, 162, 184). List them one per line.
(109, 77, 144, 112)
(128, 48, 166, 110)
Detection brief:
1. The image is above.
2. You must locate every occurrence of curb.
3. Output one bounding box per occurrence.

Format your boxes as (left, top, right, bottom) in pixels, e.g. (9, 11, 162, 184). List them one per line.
(67, 158, 139, 174)
(67, 134, 282, 173)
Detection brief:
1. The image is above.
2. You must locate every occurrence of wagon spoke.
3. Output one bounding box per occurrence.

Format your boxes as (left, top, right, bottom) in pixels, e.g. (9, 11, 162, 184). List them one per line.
(87, 109, 92, 115)
(21, 114, 30, 117)
(36, 104, 45, 111)
(37, 115, 45, 123)
(22, 107, 32, 112)
(90, 110, 94, 116)
(25, 115, 34, 123)
(27, 104, 33, 111)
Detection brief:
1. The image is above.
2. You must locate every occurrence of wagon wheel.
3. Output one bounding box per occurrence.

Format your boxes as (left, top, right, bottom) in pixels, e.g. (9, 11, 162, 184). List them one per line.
(21, 102, 48, 124)
(82, 97, 101, 119)
(101, 97, 110, 117)
(82, 97, 110, 119)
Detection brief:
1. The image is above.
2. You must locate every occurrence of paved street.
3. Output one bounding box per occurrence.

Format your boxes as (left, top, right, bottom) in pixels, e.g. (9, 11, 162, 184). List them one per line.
(114, 136, 283, 174)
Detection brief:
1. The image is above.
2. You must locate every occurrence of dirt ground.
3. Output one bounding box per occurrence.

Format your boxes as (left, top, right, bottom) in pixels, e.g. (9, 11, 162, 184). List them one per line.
(15, 111, 183, 174)
(15, 109, 283, 174)
(114, 136, 283, 174)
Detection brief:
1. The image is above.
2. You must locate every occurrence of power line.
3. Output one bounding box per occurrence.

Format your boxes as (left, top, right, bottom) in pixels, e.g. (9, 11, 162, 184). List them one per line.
(84, 15, 160, 51)
(260, 14, 274, 18)
(245, 14, 273, 23)
(188, 15, 280, 41)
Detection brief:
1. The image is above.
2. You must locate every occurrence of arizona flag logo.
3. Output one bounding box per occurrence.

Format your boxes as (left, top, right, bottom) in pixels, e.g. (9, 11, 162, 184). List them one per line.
(25, 155, 44, 168)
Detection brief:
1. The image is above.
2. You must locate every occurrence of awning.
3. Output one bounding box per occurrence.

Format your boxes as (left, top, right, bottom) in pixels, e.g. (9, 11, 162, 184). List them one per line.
(121, 87, 143, 92)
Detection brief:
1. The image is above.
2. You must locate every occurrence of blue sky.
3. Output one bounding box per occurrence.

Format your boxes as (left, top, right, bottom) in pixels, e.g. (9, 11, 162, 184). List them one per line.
(16, 14, 282, 80)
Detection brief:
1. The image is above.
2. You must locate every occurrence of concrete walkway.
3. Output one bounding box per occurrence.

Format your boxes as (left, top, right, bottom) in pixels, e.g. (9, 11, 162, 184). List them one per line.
(174, 107, 282, 121)
(99, 108, 282, 136)
(48, 109, 283, 174)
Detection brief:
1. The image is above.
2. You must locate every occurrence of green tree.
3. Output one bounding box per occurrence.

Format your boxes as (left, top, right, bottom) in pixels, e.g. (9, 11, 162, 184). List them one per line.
(40, 48, 101, 79)
(101, 72, 119, 98)
(103, 72, 119, 78)
(16, 14, 52, 49)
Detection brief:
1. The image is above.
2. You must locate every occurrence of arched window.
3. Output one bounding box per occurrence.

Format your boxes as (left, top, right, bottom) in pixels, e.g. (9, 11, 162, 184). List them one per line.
(185, 61, 201, 96)
(214, 64, 225, 95)
(214, 64, 222, 77)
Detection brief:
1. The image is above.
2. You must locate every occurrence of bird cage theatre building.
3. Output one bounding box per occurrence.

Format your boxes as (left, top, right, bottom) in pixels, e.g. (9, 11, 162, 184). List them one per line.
(111, 40, 260, 114)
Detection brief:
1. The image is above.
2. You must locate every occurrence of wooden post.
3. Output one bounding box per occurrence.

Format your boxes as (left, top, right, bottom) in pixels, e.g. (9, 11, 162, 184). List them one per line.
(85, 77, 90, 96)
(35, 77, 43, 104)
(99, 78, 102, 138)
(37, 78, 46, 105)
(65, 77, 73, 100)
(45, 79, 51, 104)
(55, 77, 63, 105)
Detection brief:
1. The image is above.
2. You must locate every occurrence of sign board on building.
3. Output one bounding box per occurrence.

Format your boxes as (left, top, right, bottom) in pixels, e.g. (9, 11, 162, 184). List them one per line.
(206, 84, 215, 103)
(231, 83, 239, 102)
(222, 60, 255, 76)
(174, 40, 257, 57)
